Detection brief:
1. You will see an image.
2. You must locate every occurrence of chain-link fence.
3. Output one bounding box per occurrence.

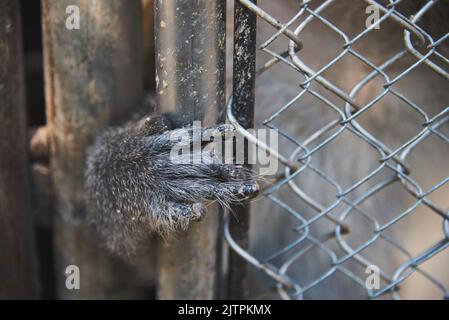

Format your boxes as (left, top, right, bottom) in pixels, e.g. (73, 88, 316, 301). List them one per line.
(225, 0, 449, 299)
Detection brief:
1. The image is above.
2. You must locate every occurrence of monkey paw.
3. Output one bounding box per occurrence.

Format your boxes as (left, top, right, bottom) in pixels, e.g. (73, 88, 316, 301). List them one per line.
(85, 114, 258, 255)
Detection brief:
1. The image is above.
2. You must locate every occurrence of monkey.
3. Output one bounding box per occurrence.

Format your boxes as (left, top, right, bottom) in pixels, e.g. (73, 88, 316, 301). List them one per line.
(84, 113, 259, 257)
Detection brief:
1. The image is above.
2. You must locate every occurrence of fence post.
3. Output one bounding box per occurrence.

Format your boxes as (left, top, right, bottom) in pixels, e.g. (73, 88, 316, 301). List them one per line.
(142, 0, 155, 91)
(226, 0, 257, 299)
(42, 0, 145, 299)
(0, 0, 38, 299)
(155, 0, 226, 299)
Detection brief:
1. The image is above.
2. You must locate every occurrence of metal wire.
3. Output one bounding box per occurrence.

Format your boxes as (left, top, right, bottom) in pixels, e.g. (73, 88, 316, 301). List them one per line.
(225, 0, 449, 299)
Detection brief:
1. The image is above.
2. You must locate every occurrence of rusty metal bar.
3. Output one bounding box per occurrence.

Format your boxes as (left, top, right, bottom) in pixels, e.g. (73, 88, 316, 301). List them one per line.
(226, 0, 257, 300)
(155, 0, 226, 299)
(0, 0, 38, 299)
(42, 0, 145, 299)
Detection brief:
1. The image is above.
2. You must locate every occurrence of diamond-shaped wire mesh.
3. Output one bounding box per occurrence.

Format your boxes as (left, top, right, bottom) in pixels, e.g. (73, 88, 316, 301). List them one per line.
(225, 0, 449, 299)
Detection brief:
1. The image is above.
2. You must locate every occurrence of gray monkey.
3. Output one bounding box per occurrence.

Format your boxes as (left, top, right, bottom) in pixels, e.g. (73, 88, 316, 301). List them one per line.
(85, 114, 258, 257)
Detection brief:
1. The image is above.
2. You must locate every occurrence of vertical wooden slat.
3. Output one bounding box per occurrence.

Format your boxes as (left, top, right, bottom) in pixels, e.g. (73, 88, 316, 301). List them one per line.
(42, 0, 145, 299)
(0, 0, 38, 299)
(142, 0, 155, 91)
(227, 0, 257, 300)
(155, 0, 226, 299)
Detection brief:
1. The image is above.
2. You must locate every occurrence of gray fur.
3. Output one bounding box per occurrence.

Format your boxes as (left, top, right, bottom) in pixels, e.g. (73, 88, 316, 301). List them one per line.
(85, 114, 258, 256)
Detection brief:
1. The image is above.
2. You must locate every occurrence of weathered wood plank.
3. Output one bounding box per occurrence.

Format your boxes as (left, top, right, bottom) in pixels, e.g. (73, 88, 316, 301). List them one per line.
(155, 0, 226, 299)
(0, 0, 38, 299)
(42, 0, 146, 299)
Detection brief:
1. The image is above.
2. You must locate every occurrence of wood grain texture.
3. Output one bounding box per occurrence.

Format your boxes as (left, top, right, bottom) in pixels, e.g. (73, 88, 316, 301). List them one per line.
(155, 0, 226, 299)
(42, 0, 147, 299)
(0, 0, 38, 299)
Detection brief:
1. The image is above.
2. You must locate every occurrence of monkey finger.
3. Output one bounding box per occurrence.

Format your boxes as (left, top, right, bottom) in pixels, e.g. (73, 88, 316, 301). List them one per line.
(214, 181, 260, 201)
(166, 201, 207, 223)
(140, 114, 172, 135)
(208, 163, 254, 182)
(149, 124, 236, 152)
(189, 202, 207, 221)
(200, 124, 236, 144)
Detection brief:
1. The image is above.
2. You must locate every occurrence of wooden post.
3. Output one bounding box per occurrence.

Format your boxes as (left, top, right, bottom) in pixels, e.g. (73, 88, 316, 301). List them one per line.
(142, 0, 155, 91)
(0, 0, 38, 299)
(155, 0, 226, 299)
(42, 0, 145, 299)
